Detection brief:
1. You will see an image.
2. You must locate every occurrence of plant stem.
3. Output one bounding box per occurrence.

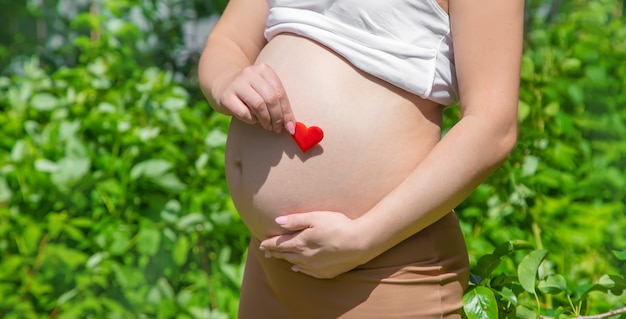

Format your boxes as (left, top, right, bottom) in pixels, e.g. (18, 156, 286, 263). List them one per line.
(532, 221, 543, 250)
(90, 0, 100, 42)
(532, 220, 553, 309)
(539, 306, 626, 319)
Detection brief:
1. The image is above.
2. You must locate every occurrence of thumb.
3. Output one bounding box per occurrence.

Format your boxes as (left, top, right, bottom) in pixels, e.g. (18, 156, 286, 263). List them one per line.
(274, 214, 312, 232)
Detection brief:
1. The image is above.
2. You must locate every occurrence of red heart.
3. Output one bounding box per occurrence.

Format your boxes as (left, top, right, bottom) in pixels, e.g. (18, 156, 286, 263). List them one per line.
(292, 121, 324, 153)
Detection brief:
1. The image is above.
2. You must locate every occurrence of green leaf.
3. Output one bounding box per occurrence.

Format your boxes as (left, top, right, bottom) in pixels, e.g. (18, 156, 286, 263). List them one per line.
(153, 173, 186, 192)
(560, 58, 581, 74)
(57, 289, 78, 306)
(475, 254, 501, 279)
(130, 159, 173, 180)
(172, 235, 189, 266)
(111, 264, 145, 290)
(0, 256, 24, 280)
(0, 76, 10, 88)
(88, 58, 108, 76)
(493, 240, 534, 258)
(146, 278, 175, 306)
(220, 263, 241, 287)
(70, 217, 94, 228)
(521, 156, 540, 177)
(613, 249, 626, 261)
(498, 286, 518, 306)
(47, 213, 68, 238)
(49, 244, 88, 268)
(518, 250, 548, 295)
(515, 305, 538, 319)
(11, 140, 27, 162)
(176, 290, 193, 307)
(598, 274, 615, 288)
(107, 231, 131, 256)
(0, 177, 13, 202)
(51, 156, 91, 188)
(176, 213, 206, 232)
(567, 84, 584, 105)
(63, 224, 86, 242)
(34, 159, 58, 172)
(146, 285, 162, 305)
(520, 55, 535, 80)
(86, 252, 108, 269)
(205, 129, 228, 148)
(96, 101, 117, 113)
(162, 96, 186, 111)
(136, 228, 161, 256)
(138, 127, 160, 141)
(462, 286, 498, 319)
(544, 101, 560, 117)
(59, 121, 82, 143)
(156, 277, 175, 300)
(160, 200, 181, 224)
(70, 12, 100, 31)
(30, 93, 59, 111)
(598, 274, 626, 295)
(538, 274, 568, 295)
(195, 153, 210, 172)
(22, 224, 43, 255)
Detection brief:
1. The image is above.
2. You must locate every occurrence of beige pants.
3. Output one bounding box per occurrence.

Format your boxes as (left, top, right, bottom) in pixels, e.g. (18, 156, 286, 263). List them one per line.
(238, 212, 470, 319)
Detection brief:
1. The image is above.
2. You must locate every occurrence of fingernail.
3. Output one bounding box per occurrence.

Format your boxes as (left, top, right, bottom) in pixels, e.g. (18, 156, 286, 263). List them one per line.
(259, 246, 265, 251)
(291, 265, 299, 272)
(265, 252, 271, 258)
(286, 121, 295, 135)
(275, 216, 288, 225)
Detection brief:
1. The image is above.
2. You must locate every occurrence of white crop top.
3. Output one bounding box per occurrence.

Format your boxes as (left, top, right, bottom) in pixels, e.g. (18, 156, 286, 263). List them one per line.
(264, 0, 459, 106)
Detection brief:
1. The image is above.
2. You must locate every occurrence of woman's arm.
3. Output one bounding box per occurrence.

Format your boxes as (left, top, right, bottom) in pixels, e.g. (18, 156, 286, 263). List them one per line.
(260, 0, 524, 278)
(198, 0, 295, 134)
(356, 0, 524, 257)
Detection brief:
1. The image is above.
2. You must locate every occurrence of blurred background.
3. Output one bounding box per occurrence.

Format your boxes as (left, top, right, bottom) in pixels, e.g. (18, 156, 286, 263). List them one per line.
(0, 0, 624, 318)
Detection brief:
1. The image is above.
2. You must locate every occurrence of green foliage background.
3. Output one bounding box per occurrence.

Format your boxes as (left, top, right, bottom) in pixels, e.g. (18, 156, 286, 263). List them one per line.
(0, 0, 624, 318)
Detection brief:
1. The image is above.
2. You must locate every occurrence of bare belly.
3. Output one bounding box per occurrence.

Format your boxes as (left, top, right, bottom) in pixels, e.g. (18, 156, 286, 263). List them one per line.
(225, 34, 444, 240)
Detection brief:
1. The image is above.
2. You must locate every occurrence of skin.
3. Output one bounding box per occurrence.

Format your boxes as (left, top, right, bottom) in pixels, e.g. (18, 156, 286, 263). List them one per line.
(198, 0, 295, 134)
(199, 0, 524, 279)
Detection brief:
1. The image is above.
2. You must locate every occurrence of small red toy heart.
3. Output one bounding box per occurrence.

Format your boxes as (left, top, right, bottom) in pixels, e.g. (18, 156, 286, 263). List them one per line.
(292, 121, 324, 153)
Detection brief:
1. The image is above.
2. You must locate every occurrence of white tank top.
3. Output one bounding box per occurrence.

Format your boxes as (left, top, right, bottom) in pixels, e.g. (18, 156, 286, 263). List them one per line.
(264, 0, 458, 106)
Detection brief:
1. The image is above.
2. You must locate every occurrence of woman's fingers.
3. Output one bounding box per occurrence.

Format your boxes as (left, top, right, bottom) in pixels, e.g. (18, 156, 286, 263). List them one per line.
(257, 64, 295, 133)
(236, 63, 293, 133)
(235, 66, 270, 129)
(220, 88, 258, 124)
(262, 250, 317, 277)
(216, 63, 295, 133)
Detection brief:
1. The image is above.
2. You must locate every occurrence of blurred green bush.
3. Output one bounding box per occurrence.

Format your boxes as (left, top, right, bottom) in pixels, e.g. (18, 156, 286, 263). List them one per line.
(456, 0, 626, 317)
(0, 0, 624, 318)
(0, 1, 247, 318)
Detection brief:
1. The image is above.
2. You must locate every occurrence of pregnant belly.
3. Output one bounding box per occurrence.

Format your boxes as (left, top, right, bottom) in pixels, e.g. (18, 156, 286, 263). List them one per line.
(225, 34, 443, 240)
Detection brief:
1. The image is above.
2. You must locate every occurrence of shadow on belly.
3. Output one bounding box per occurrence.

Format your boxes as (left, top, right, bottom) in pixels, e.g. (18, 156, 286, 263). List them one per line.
(225, 119, 329, 218)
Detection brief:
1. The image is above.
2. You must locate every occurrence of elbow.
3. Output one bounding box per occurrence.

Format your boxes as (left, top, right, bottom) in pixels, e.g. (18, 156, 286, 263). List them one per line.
(197, 49, 228, 113)
(197, 52, 215, 105)
(474, 103, 519, 164)
(494, 122, 518, 164)
(463, 111, 518, 165)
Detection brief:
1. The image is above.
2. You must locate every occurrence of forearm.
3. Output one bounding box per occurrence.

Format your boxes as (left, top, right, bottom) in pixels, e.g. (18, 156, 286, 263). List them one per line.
(197, 0, 269, 114)
(198, 35, 257, 113)
(356, 0, 524, 261)
(357, 113, 517, 259)
(196, 2, 295, 134)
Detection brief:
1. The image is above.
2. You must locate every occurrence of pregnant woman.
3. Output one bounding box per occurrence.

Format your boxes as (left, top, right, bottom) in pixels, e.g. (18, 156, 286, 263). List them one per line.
(199, 0, 523, 317)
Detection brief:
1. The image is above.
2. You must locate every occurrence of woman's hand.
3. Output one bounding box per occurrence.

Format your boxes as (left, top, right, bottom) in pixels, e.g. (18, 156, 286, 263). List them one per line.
(259, 211, 375, 279)
(213, 63, 295, 134)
